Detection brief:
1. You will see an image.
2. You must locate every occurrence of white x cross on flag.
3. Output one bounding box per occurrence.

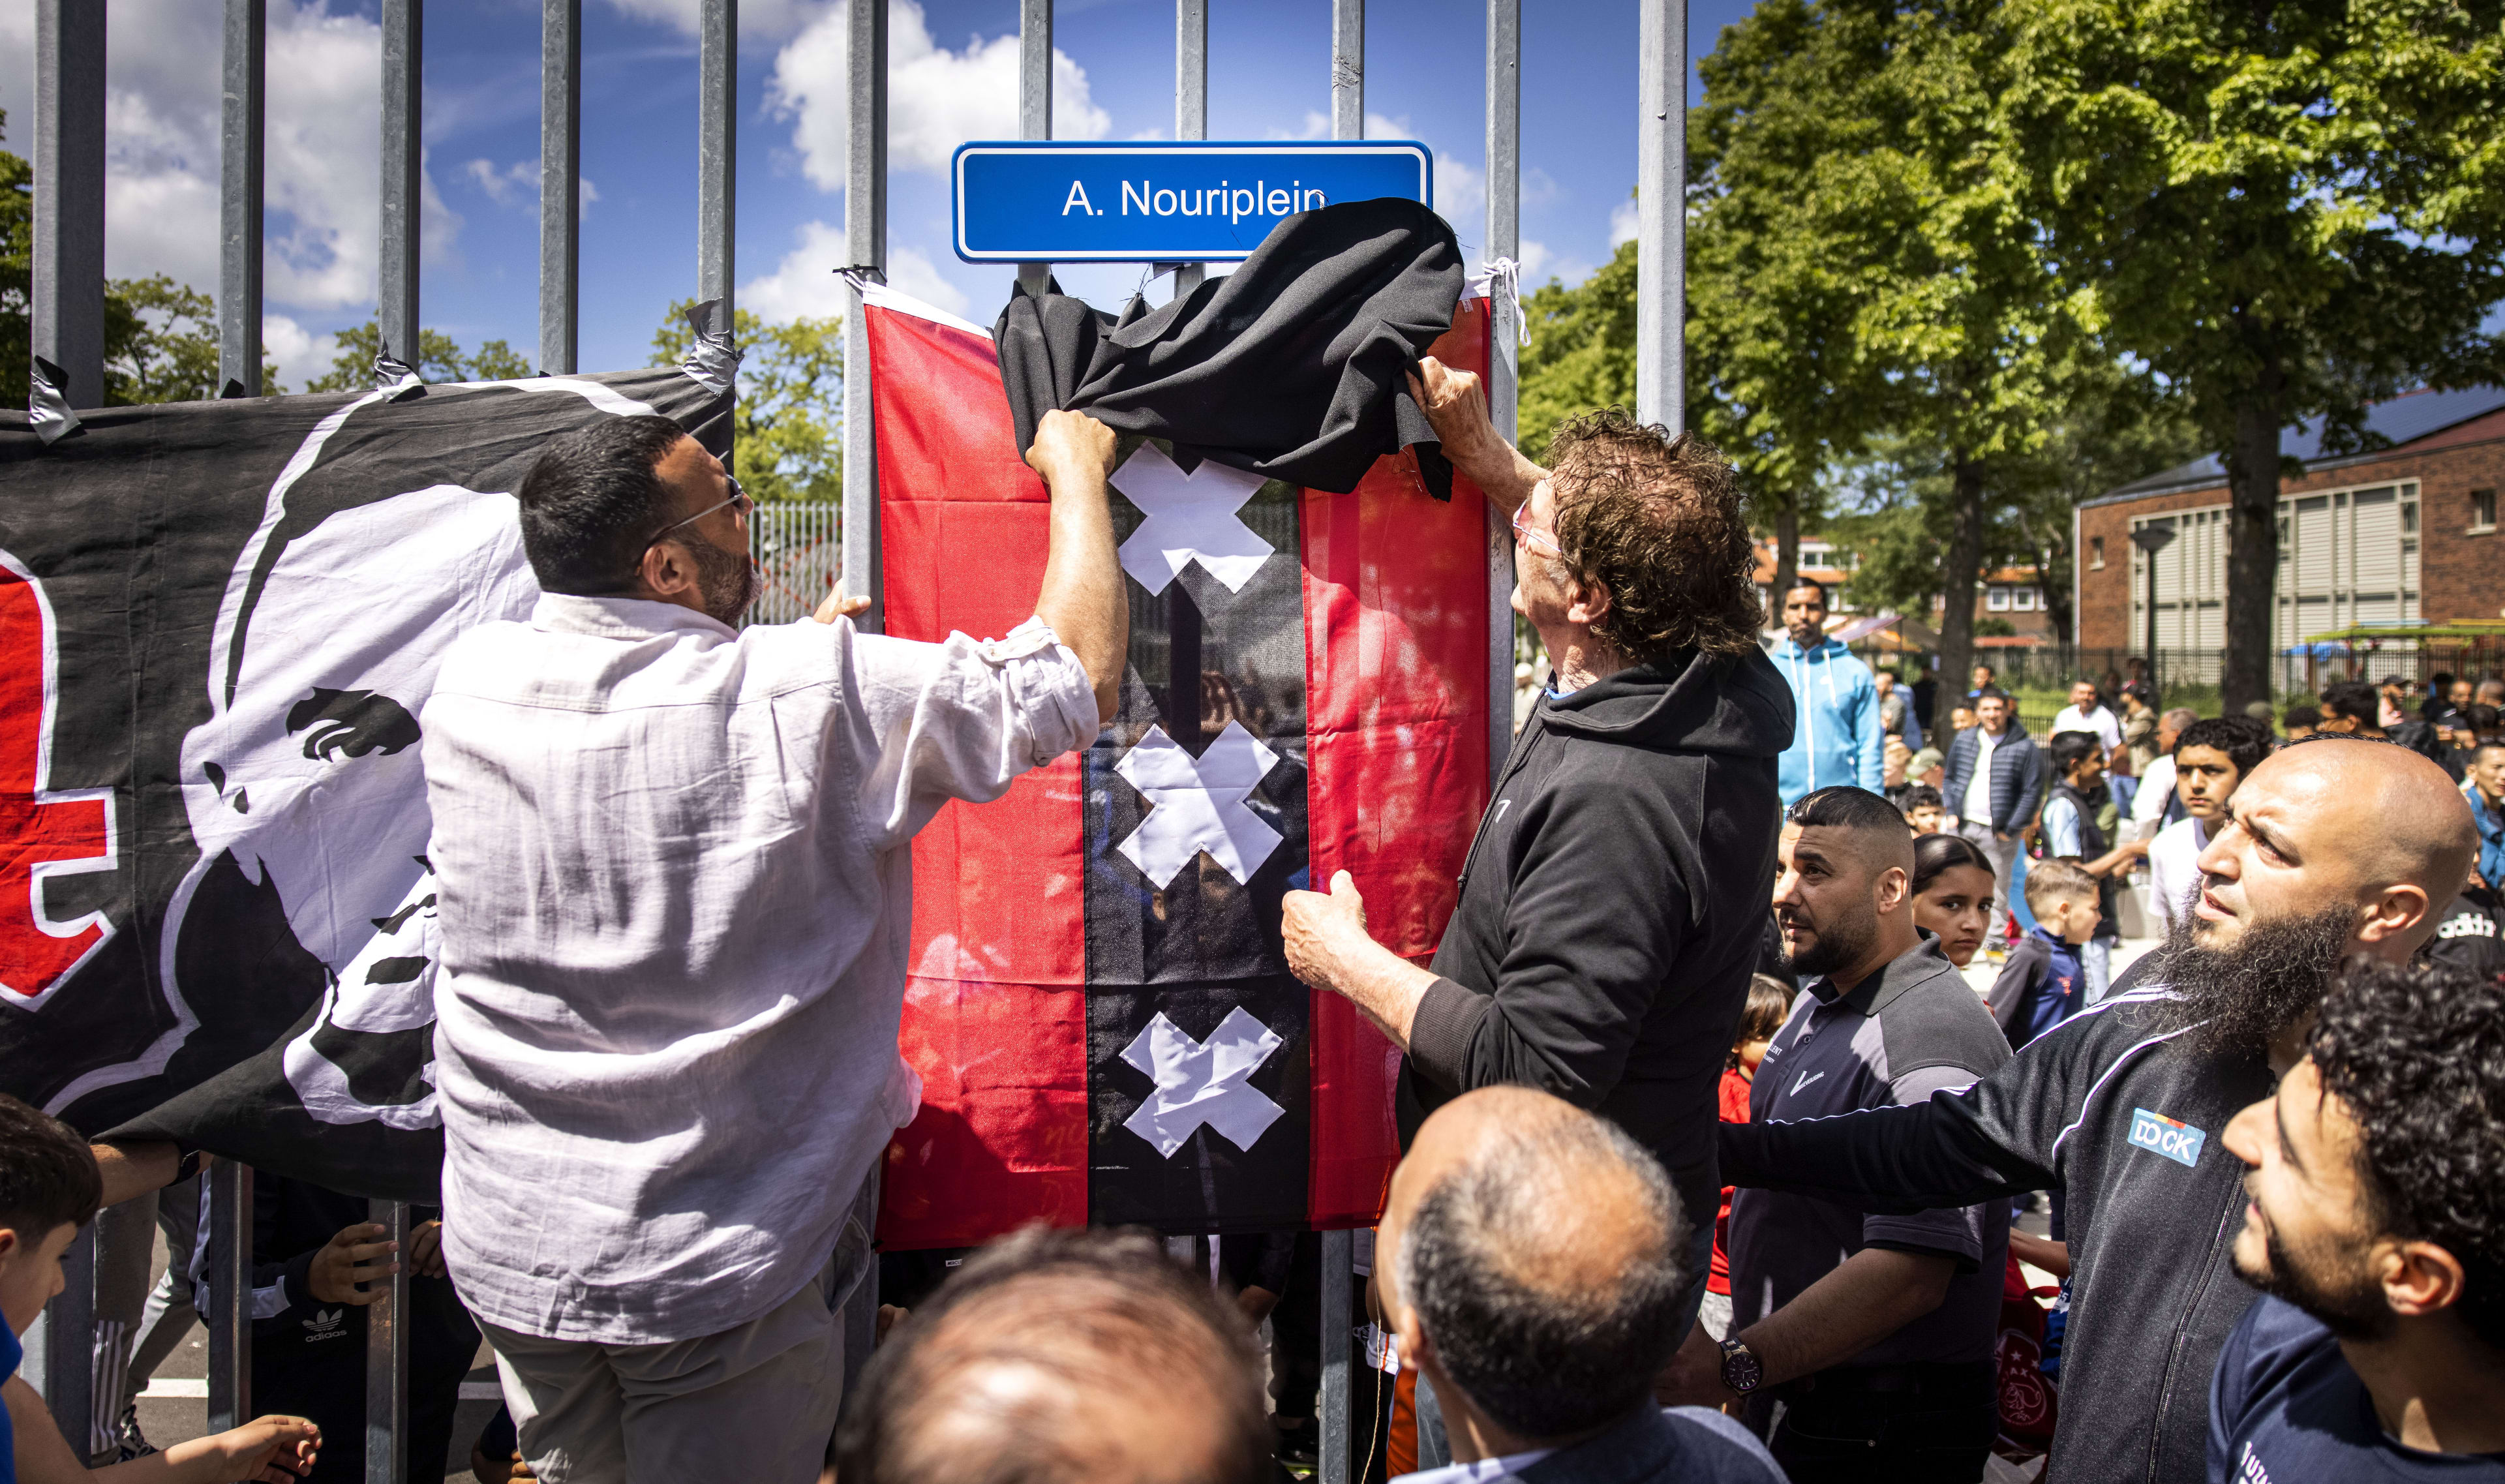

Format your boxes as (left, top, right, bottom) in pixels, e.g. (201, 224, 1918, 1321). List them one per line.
(1119, 1007, 1286, 1157)
(1108, 443, 1273, 595)
(1114, 722, 1284, 888)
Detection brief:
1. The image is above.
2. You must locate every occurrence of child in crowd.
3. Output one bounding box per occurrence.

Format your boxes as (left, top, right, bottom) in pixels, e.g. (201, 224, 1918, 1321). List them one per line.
(2282, 702, 2318, 744)
(1699, 975, 1795, 1346)
(0, 1095, 320, 1483)
(1987, 860, 2101, 1052)
(1901, 784, 1946, 837)
(1909, 831, 1997, 967)
(2038, 730, 2145, 1003)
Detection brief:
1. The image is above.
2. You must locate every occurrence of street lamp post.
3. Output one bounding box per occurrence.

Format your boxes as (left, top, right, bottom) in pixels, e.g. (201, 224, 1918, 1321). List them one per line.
(2130, 522, 2177, 691)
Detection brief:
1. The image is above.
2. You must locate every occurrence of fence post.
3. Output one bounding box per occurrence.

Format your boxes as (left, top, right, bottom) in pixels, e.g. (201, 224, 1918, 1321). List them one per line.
(205, 1162, 253, 1434)
(379, 0, 421, 367)
(1173, 0, 1206, 297)
(220, 0, 266, 395)
(539, 0, 581, 375)
(365, 1200, 410, 1484)
(33, 0, 106, 409)
(25, 1224, 96, 1452)
(841, 0, 887, 633)
(1634, 0, 1686, 433)
(1017, 0, 1054, 295)
(1485, 0, 1521, 783)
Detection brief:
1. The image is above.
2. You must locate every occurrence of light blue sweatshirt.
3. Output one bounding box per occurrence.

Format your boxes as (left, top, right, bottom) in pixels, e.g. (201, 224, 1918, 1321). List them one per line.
(1772, 635, 1883, 804)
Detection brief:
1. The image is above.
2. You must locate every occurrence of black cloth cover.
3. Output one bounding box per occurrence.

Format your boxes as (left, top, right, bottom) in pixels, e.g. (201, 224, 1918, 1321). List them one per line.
(993, 197, 1465, 498)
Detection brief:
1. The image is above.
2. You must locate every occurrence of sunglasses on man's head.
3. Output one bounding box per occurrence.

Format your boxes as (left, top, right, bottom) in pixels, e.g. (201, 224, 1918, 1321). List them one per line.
(650, 477, 753, 546)
(1511, 499, 1561, 560)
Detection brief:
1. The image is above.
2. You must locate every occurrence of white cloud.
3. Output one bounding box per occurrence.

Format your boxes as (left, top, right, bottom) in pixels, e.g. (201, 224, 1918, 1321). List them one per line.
(262, 314, 342, 393)
(771, 0, 1113, 187)
(0, 2, 465, 318)
(741, 223, 970, 324)
(1609, 196, 1641, 249)
(597, 0, 836, 42)
(464, 159, 536, 207)
(1515, 239, 1596, 288)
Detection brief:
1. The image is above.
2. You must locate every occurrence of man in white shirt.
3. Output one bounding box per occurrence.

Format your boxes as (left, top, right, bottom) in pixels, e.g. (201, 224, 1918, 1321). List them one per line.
(423, 410, 1125, 1483)
(2128, 706, 2200, 839)
(2051, 679, 2123, 763)
(2146, 716, 2273, 934)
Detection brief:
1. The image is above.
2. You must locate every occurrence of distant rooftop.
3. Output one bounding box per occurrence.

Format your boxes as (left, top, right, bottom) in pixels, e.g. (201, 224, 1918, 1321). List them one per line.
(2088, 385, 2505, 506)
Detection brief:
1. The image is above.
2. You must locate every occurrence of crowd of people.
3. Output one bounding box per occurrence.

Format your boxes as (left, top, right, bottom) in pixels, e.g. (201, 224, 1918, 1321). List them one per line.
(2, 352, 2502, 1484)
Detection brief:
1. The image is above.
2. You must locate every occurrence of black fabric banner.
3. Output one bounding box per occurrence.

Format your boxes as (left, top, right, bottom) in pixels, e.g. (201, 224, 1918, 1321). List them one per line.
(0, 369, 726, 1200)
(1082, 454, 1316, 1230)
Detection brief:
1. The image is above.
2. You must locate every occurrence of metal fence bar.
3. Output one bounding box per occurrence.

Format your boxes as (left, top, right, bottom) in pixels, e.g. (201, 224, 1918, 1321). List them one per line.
(1320, 1227, 1354, 1484)
(25, 1223, 95, 1450)
(205, 1162, 252, 1434)
(1485, 0, 1521, 782)
(1634, 0, 1686, 432)
(380, 0, 422, 365)
(365, 1200, 410, 1484)
(33, 0, 106, 409)
(1331, 0, 1363, 140)
(699, 0, 736, 328)
(220, 0, 267, 395)
(841, 0, 887, 633)
(1172, 0, 1207, 297)
(1017, 0, 1054, 294)
(539, 0, 582, 375)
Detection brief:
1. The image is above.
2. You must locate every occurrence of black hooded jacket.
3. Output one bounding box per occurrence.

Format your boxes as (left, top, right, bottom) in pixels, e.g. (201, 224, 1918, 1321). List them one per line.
(1399, 647, 1793, 1235)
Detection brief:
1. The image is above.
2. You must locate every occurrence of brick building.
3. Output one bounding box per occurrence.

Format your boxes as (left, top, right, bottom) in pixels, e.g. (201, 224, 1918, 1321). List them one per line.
(2076, 386, 2505, 656)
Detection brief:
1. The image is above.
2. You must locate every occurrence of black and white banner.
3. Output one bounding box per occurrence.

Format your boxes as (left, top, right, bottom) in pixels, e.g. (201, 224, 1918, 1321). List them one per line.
(0, 367, 727, 1199)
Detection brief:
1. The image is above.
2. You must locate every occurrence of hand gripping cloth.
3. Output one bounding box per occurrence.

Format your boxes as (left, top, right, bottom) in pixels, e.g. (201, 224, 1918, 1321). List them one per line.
(992, 197, 1466, 498)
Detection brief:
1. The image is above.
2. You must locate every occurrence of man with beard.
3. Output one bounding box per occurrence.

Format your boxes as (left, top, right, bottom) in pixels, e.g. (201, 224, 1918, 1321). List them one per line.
(2208, 958, 2505, 1482)
(1657, 787, 2011, 1481)
(1715, 738, 2476, 1484)
(422, 411, 1127, 1481)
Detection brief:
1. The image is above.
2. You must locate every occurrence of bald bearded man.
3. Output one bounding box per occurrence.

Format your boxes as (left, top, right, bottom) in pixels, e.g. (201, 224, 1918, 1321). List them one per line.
(1378, 1086, 1782, 1483)
(1717, 737, 2479, 1484)
(833, 1226, 1271, 1484)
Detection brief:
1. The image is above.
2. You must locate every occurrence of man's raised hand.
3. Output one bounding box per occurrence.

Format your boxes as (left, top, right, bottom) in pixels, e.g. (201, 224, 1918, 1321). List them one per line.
(1025, 409, 1119, 485)
(1406, 356, 1545, 512)
(306, 1222, 399, 1306)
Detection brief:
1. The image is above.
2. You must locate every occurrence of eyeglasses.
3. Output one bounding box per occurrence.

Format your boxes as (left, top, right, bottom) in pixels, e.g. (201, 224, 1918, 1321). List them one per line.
(650, 477, 753, 546)
(1511, 500, 1561, 560)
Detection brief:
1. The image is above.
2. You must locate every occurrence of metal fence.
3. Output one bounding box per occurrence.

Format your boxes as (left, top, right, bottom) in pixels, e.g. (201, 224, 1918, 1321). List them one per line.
(748, 503, 845, 625)
(1865, 643, 2505, 706)
(24, 0, 1688, 1479)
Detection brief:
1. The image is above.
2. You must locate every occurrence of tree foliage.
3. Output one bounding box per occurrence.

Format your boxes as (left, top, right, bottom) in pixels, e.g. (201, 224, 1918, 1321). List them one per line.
(650, 301, 843, 506)
(2000, 0, 2505, 704)
(301, 321, 530, 393)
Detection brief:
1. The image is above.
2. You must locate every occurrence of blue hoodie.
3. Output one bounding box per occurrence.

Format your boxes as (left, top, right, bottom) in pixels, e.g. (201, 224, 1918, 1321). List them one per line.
(1772, 635, 1882, 804)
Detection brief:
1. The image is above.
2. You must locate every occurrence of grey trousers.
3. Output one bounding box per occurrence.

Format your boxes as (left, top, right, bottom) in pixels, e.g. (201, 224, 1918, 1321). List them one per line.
(484, 1265, 846, 1484)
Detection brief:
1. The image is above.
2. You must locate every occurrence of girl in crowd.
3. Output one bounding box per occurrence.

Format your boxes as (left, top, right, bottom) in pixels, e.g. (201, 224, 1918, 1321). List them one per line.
(1910, 831, 1997, 968)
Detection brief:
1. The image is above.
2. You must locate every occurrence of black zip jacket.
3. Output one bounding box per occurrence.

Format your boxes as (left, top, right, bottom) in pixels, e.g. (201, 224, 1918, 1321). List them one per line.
(1401, 646, 1792, 1236)
(1717, 974, 2267, 1484)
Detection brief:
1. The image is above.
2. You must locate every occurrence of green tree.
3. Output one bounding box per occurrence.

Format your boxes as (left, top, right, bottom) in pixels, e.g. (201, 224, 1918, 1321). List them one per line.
(1689, 0, 2094, 737)
(650, 301, 843, 506)
(2000, 0, 2505, 706)
(2, 114, 28, 412)
(303, 321, 531, 392)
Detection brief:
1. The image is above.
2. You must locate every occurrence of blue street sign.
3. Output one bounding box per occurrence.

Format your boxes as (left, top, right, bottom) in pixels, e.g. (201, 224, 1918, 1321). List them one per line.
(952, 140, 1434, 264)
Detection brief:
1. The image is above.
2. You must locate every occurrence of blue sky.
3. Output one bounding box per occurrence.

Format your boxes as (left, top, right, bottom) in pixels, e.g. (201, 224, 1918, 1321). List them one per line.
(1, 0, 1755, 388)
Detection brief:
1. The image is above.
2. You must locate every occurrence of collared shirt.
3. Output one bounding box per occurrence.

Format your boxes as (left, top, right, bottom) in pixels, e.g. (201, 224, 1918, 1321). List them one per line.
(1962, 727, 1999, 825)
(423, 595, 1097, 1344)
(1728, 937, 2012, 1367)
(2053, 703, 2123, 755)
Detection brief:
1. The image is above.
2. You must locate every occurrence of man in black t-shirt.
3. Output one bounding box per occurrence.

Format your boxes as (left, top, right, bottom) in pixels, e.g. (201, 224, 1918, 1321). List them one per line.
(2209, 959, 2505, 1483)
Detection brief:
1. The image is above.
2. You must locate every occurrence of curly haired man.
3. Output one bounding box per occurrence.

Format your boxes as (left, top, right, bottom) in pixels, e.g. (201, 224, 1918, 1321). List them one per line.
(1282, 360, 1793, 1467)
(2212, 958, 2505, 1481)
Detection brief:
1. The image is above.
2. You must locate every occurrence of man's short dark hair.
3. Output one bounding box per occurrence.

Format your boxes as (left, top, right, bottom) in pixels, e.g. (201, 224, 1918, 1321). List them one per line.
(1544, 412, 1762, 663)
(1901, 783, 1944, 813)
(1401, 1113, 1689, 1438)
(0, 1095, 101, 1238)
(2311, 961, 2505, 1350)
(1784, 577, 1829, 607)
(2320, 681, 2380, 726)
(2175, 716, 2273, 776)
(836, 1226, 1270, 1484)
(515, 414, 695, 596)
(2284, 701, 2322, 734)
(1787, 784, 1915, 839)
(1973, 685, 2011, 704)
(2467, 704, 2503, 741)
(2048, 730, 2102, 775)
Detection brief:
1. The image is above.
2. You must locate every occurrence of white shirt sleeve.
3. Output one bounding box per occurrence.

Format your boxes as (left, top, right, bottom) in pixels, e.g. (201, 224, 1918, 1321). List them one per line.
(2132, 755, 2176, 825)
(849, 616, 1101, 851)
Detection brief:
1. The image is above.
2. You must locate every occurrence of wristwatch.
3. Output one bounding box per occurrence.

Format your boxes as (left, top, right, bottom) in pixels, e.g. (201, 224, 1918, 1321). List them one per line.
(1718, 1336, 1765, 1397)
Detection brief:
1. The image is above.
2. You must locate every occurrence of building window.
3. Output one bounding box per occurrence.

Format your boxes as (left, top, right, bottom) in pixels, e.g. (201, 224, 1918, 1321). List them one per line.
(2473, 489, 2498, 534)
(2090, 536, 2105, 569)
(1987, 586, 2011, 611)
(2013, 587, 2037, 612)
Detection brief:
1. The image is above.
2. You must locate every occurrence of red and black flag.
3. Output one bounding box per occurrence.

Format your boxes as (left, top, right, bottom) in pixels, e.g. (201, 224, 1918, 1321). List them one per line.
(866, 282, 1496, 1245)
(0, 366, 727, 1198)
